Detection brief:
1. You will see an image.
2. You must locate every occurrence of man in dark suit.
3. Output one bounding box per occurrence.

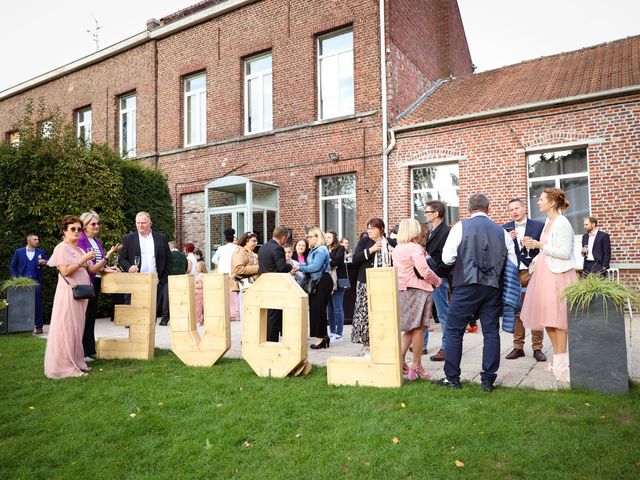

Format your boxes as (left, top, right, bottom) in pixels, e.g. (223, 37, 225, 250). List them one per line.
(423, 200, 452, 362)
(258, 226, 296, 342)
(502, 198, 547, 362)
(582, 217, 611, 277)
(10, 234, 49, 334)
(434, 194, 517, 392)
(118, 212, 172, 325)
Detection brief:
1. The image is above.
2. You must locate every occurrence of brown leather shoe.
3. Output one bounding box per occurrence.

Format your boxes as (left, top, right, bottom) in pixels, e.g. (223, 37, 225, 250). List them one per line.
(533, 350, 547, 362)
(430, 349, 445, 361)
(33, 328, 44, 335)
(505, 348, 525, 360)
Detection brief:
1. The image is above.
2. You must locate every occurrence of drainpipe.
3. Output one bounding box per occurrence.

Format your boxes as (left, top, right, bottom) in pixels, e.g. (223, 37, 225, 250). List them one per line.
(379, 0, 390, 226)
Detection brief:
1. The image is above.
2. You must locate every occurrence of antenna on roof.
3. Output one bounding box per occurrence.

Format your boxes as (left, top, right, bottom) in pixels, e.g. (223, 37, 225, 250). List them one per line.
(86, 16, 101, 52)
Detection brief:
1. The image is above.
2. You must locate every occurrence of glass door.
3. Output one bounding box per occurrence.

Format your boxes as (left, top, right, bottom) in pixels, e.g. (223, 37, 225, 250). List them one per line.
(208, 208, 246, 265)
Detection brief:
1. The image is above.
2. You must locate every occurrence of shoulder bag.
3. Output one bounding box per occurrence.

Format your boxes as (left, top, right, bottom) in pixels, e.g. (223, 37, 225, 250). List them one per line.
(58, 269, 95, 300)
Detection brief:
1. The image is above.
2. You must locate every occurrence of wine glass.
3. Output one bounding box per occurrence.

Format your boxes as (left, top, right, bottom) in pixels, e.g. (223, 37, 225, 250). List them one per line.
(521, 237, 532, 259)
(134, 256, 141, 271)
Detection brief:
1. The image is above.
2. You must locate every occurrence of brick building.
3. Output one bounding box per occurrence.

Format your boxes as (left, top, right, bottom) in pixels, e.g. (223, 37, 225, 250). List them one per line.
(389, 35, 640, 286)
(0, 0, 472, 262)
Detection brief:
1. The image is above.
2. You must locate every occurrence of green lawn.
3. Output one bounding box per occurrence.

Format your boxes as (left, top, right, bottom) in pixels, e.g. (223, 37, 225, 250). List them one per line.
(1, 333, 638, 479)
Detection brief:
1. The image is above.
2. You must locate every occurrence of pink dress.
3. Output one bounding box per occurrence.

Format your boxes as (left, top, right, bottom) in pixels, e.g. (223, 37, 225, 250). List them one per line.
(520, 231, 577, 330)
(195, 273, 204, 325)
(44, 242, 91, 378)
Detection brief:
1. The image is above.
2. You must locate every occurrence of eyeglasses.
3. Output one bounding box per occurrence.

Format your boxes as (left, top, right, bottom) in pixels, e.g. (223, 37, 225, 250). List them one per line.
(89, 222, 100, 226)
(68, 227, 82, 233)
(425, 210, 436, 214)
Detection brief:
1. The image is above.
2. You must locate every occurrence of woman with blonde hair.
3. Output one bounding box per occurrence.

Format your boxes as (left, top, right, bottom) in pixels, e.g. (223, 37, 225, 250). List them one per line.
(298, 227, 333, 349)
(521, 188, 577, 382)
(392, 218, 441, 380)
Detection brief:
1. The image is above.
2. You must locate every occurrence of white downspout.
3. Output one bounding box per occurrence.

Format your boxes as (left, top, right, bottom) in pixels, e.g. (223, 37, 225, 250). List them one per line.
(379, 0, 390, 227)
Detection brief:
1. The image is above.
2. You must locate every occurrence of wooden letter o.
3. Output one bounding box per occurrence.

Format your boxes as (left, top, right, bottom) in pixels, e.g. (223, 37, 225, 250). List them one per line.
(242, 273, 308, 378)
(169, 273, 231, 367)
(327, 267, 402, 387)
(97, 272, 157, 360)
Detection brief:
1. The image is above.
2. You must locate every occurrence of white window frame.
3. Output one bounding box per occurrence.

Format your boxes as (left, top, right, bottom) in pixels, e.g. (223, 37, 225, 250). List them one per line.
(76, 107, 92, 144)
(184, 73, 207, 147)
(526, 146, 591, 236)
(119, 94, 137, 158)
(317, 28, 354, 120)
(319, 174, 356, 245)
(244, 52, 273, 135)
(410, 163, 460, 225)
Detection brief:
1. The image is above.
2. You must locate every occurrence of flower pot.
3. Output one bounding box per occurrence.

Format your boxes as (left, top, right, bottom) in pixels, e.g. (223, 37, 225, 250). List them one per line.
(6, 286, 36, 333)
(568, 296, 629, 394)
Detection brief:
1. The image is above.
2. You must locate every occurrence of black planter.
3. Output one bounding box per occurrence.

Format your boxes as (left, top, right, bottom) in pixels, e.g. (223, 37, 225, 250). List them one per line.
(6, 287, 36, 333)
(568, 296, 629, 394)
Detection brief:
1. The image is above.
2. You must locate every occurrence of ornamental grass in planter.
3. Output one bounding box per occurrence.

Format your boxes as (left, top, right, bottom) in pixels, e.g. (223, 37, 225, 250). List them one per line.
(561, 274, 640, 394)
(1, 277, 39, 334)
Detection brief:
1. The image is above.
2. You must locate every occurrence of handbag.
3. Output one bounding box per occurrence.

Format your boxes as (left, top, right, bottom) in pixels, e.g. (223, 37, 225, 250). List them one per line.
(58, 270, 95, 300)
(300, 275, 320, 296)
(337, 278, 351, 289)
(235, 276, 254, 292)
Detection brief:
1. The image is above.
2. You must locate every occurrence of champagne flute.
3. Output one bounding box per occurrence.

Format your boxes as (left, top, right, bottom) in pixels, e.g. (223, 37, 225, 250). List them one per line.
(134, 256, 141, 271)
(522, 237, 532, 259)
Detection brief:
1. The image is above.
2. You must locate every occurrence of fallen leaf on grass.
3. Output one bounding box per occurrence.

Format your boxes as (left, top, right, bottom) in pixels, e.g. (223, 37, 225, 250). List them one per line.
(455, 460, 465, 468)
(157, 401, 164, 406)
(400, 402, 406, 408)
(341, 466, 349, 473)
(600, 415, 607, 420)
(242, 440, 252, 448)
(129, 413, 136, 418)
(216, 403, 223, 408)
(392, 437, 399, 444)
(28, 406, 35, 410)
(205, 439, 212, 449)
(363, 461, 370, 466)
(295, 433, 303, 439)
(99, 368, 103, 372)
(584, 403, 591, 407)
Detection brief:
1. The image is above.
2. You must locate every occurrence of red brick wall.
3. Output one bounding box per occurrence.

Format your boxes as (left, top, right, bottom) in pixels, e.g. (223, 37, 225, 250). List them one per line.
(390, 94, 640, 285)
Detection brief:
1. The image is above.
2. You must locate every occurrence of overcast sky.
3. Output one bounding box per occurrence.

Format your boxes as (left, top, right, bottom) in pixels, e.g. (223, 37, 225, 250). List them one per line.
(1, 0, 639, 92)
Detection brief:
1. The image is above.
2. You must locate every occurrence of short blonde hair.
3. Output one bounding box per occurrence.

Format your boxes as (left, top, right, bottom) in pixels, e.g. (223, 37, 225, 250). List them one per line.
(396, 218, 421, 244)
(80, 210, 99, 228)
(196, 261, 208, 274)
(307, 227, 326, 246)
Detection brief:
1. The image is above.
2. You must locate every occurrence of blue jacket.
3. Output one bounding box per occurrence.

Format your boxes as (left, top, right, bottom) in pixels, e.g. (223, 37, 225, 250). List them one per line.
(10, 247, 49, 285)
(501, 259, 521, 333)
(299, 246, 330, 280)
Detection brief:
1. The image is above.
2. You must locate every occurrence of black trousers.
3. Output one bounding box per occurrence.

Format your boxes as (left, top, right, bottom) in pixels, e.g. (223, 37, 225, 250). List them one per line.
(309, 273, 333, 339)
(266, 309, 283, 342)
(82, 276, 101, 357)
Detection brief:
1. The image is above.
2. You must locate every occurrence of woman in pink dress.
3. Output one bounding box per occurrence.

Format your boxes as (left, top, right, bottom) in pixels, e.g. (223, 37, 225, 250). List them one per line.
(520, 188, 577, 382)
(45, 215, 117, 379)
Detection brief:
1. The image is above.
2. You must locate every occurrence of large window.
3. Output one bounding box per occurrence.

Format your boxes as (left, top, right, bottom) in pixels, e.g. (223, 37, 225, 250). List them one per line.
(527, 148, 589, 232)
(77, 107, 92, 144)
(184, 73, 206, 146)
(119, 94, 136, 157)
(320, 174, 356, 248)
(411, 164, 460, 225)
(245, 53, 273, 134)
(318, 28, 354, 120)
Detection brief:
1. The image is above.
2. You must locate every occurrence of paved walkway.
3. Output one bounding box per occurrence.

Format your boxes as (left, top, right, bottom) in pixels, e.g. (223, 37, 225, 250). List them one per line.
(41, 313, 634, 390)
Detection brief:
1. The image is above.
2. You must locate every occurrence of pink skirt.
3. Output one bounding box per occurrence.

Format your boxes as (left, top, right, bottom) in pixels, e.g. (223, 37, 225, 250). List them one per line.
(520, 254, 577, 331)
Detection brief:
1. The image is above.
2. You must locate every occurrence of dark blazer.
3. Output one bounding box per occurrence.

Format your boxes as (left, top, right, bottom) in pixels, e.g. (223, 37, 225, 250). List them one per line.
(258, 239, 292, 274)
(10, 247, 48, 284)
(502, 218, 545, 268)
(351, 236, 396, 284)
(426, 221, 452, 279)
(118, 230, 171, 283)
(582, 230, 611, 273)
(329, 245, 347, 279)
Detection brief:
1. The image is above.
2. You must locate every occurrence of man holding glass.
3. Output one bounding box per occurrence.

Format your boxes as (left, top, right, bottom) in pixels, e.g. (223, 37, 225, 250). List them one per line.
(119, 212, 171, 325)
(502, 198, 546, 362)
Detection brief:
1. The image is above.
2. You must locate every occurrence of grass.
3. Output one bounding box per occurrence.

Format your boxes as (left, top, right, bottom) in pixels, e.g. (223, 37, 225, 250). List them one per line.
(1, 334, 639, 479)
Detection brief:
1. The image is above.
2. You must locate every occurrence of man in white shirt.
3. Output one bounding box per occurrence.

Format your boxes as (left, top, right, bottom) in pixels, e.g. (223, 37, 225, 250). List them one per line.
(581, 217, 611, 277)
(434, 194, 516, 392)
(211, 228, 239, 318)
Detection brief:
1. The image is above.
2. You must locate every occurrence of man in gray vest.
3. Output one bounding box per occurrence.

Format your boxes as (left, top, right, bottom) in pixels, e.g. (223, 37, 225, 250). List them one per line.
(434, 194, 517, 392)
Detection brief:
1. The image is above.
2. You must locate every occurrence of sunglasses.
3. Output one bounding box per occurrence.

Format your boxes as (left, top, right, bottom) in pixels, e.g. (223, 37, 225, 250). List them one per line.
(68, 226, 82, 233)
(89, 222, 100, 226)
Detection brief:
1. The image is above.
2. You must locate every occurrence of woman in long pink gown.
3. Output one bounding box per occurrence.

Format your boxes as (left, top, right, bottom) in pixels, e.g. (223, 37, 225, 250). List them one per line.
(44, 215, 117, 379)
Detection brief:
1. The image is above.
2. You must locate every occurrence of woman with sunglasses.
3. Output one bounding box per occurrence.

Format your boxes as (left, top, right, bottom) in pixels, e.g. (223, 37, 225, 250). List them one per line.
(45, 215, 118, 378)
(76, 211, 120, 361)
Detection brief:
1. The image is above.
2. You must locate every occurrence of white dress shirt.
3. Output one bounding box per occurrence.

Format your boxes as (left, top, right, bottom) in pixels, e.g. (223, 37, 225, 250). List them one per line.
(138, 231, 156, 273)
(212, 242, 238, 274)
(443, 212, 517, 266)
(26, 248, 36, 261)
(514, 218, 528, 270)
(586, 228, 599, 261)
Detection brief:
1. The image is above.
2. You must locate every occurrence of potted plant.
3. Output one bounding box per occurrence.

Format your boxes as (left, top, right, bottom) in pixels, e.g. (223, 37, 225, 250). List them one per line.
(561, 274, 640, 394)
(1, 277, 39, 333)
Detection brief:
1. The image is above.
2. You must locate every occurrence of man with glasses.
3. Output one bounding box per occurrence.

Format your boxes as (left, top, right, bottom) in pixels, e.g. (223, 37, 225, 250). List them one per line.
(10, 234, 49, 334)
(423, 201, 452, 362)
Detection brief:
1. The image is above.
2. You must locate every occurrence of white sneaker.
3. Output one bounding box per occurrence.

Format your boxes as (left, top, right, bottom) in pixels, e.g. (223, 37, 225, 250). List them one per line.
(332, 335, 344, 343)
(328, 333, 337, 340)
(84, 356, 95, 363)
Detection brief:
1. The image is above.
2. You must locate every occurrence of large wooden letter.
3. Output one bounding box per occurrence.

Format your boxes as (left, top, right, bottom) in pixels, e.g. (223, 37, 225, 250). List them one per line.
(98, 272, 157, 360)
(327, 267, 402, 387)
(169, 273, 231, 367)
(242, 273, 308, 378)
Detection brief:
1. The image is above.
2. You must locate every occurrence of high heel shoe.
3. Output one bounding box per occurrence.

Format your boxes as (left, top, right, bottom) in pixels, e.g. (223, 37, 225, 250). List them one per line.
(310, 336, 330, 349)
